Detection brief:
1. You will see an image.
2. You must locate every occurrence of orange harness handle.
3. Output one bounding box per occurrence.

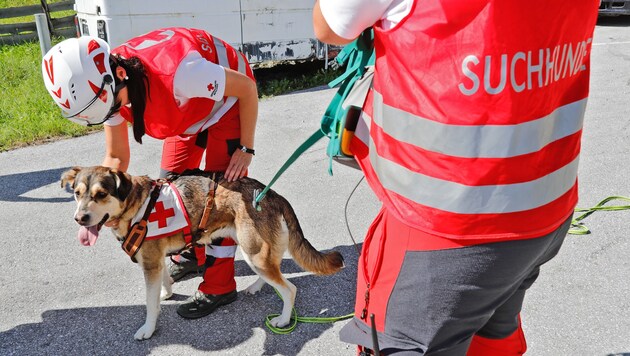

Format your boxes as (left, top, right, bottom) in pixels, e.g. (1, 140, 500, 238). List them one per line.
(121, 180, 164, 262)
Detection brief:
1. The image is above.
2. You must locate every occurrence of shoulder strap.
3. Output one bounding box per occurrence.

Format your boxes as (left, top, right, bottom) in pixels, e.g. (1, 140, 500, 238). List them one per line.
(253, 29, 375, 210)
(321, 29, 375, 174)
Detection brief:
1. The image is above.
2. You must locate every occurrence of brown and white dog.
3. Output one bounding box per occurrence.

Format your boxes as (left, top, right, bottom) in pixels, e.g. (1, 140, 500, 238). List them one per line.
(61, 166, 344, 340)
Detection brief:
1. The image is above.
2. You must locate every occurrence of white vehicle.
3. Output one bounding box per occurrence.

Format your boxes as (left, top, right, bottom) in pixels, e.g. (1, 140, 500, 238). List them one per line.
(599, 0, 630, 16)
(73, 0, 332, 66)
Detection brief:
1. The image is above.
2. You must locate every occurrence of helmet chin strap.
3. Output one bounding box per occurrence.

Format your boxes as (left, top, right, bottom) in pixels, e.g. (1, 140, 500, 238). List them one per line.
(65, 74, 114, 122)
(88, 76, 127, 127)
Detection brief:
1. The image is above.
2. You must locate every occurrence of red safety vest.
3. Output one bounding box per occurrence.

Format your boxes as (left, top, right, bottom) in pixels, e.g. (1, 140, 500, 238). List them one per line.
(113, 27, 253, 139)
(351, 1, 599, 240)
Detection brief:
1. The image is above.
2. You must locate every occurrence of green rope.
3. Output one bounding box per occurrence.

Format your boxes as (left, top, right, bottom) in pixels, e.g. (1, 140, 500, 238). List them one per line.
(264, 288, 354, 334)
(569, 195, 630, 235)
(262, 192, 630, 333)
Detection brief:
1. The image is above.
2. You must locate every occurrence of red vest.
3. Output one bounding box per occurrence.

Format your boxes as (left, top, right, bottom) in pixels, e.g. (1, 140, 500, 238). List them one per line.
(113, 28, 253, 139)
(351, 1, 599, 240)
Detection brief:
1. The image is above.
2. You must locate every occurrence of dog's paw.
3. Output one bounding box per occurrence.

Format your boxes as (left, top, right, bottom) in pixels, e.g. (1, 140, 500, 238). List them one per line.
(244, 285, 261, 295)
(134, 324, 155, 340)
(269, 315, 291, 328)
(245, 278, 265, 295)
(160, 288, 173, 301)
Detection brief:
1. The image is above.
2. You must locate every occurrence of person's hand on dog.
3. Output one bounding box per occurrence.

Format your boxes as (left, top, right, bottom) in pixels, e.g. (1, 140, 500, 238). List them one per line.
(225, 149, 252, 181)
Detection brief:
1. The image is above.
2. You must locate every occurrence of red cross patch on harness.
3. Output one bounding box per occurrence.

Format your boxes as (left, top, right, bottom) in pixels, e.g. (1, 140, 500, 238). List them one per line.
(148, 201, 175, 228)
(131, 183, 191, 240)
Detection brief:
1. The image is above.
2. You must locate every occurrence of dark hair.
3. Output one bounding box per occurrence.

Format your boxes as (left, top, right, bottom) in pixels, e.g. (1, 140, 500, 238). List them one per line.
(111, 55, 150, 144)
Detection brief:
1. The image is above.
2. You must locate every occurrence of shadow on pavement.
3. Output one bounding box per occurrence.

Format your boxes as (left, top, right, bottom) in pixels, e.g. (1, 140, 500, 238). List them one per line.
(597, 15, 630, 27)
(0, 167, 73, 203)
(0, 244, 360, 356)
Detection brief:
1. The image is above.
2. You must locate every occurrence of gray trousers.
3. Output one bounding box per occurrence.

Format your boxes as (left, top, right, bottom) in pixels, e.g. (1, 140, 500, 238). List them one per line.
(340, 215, 571, 355)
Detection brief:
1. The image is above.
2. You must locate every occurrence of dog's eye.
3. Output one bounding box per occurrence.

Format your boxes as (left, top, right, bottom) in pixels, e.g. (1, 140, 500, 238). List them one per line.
(94, 192, 108, 200)
(74, 191, 80, 197)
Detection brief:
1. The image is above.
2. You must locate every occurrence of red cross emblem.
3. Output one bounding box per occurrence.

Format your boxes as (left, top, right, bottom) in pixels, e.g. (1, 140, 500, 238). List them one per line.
(207, 83, 215, 92)
(148, 201, 175, 228)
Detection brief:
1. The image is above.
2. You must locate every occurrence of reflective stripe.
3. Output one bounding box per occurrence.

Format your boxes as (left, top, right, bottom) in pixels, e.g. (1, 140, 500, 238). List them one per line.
(205, 244, 237, 258)
(212, 35, 247, 75)
(369, 138, 579, 214)
(237, 52, 246, 74)
(372, 91, 587, 158)
(354, 112, 371, 146)
(213, 35, 247, 74)
(212, 36, 230, 67)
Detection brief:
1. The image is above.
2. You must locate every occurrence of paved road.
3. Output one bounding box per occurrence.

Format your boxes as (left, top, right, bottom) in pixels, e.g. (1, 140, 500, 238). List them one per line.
(1, 17, 630, 356)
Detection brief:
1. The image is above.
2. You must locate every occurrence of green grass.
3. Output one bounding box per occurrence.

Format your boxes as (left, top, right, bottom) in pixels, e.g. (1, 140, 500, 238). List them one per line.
(255, 62, 341, 99)
(0, 0, 36, 8)
(0, 0, 73, 25)
(0, 39, 97, 151)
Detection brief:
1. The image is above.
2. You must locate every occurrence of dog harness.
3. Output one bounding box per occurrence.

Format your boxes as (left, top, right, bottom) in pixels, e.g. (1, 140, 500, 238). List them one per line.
(121, 180, 206, 264)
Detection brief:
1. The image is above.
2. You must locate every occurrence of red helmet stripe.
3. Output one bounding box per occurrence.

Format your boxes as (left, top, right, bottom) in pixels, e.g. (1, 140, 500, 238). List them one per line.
(44, 56, 54, 84)
(87, 39, 101, 55)
(93, 53, 107, 74)
(60, 99, 70, 109)
(88, 80, 108, 103)
(88, 80, 100, 94)
(51, 87, 62, 98)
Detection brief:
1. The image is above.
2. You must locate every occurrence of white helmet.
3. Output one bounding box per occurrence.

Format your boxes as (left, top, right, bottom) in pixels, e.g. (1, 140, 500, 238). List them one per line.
(42, 36, 116, 126)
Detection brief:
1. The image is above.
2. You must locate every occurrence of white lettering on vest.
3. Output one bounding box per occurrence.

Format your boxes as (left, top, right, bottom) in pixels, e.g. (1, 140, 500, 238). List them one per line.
(458, 55, 480, 96)
(458, 38, 592, 96)
(195, 34, 214, 56)
(527, 49, 544, 90)
(511, 52, 526, 92)
(484, 54, 507, 94)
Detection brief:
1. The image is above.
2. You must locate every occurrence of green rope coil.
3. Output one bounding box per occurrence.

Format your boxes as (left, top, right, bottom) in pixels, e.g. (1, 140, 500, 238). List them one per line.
(569, 196, 630, 235)
(264, 288, 354, 334)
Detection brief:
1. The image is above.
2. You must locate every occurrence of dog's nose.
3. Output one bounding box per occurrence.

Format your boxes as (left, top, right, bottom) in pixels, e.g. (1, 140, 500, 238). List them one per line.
(75, 214, 90, 224)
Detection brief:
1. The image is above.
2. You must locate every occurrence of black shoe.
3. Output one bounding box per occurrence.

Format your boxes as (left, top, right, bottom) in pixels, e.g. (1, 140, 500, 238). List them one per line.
(169, 259, 203, 282)
(177, 290, 238, 319)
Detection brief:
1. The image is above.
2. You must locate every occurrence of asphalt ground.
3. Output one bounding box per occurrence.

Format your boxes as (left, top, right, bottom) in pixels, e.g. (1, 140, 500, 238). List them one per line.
(1, 16, 630, 356)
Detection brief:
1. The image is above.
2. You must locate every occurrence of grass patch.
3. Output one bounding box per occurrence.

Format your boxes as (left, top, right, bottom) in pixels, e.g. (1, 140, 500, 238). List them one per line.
(0, 0, 73, 25)
(255, 60, 342, 98)
(0, 39, 97, 152)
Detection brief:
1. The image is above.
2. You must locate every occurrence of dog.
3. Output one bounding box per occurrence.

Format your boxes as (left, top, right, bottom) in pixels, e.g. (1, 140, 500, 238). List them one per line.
(61, 166, 344, 340)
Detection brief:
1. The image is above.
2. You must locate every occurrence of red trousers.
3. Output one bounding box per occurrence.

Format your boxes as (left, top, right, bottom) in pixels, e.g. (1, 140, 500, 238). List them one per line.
(467, 316, 527, 356)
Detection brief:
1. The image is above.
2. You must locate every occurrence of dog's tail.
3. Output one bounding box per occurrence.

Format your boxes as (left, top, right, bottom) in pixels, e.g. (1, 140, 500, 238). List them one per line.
(283, 203, 344, 275)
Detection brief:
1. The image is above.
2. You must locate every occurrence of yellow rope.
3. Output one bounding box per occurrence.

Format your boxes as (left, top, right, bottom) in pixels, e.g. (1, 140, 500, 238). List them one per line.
(264, 288, 354, 334)
(569, 196, 630, 235)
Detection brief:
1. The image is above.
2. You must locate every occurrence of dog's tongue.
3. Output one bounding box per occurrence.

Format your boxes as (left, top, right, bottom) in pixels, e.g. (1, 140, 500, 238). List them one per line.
(77, 225, 100, 246)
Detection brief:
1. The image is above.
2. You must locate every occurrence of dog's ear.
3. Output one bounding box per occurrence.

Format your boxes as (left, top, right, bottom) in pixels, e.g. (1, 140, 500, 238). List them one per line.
(60, 166, 82, 189)
(111, 169, 133, 201)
